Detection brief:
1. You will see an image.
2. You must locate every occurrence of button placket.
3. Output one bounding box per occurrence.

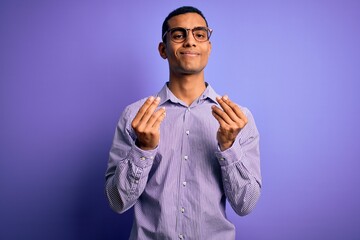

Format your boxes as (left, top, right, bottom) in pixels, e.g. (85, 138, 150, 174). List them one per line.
(177, 106, 192, 237)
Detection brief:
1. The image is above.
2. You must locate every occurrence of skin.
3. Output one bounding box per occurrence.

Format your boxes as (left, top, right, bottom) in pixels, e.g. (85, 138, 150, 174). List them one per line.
(131, 13, 248, 151)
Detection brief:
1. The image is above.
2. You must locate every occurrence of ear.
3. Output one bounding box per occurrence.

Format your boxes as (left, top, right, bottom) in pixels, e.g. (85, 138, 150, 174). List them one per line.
(158, 42, 167, 59)
(208, 41, 212, 57)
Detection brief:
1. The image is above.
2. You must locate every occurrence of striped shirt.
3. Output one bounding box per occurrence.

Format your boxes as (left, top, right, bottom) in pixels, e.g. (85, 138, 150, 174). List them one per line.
(105, 83, 262, 240)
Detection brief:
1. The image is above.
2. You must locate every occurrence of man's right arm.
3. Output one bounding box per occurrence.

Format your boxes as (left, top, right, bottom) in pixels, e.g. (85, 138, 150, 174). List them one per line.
(105, 97, 165, 213)
(105, 138, 157, 213)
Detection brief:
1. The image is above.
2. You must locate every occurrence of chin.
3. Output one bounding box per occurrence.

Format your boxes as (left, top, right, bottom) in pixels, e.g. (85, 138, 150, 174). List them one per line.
(181, 65, 205, 73)
(180, 69, 202, 75)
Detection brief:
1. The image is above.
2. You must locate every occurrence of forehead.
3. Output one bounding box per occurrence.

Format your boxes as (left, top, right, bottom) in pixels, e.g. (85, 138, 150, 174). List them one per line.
(167, 13, 207, 29)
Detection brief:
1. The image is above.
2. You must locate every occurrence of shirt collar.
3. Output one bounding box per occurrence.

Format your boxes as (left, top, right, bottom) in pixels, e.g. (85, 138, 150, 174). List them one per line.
(156, 82, 219, 106)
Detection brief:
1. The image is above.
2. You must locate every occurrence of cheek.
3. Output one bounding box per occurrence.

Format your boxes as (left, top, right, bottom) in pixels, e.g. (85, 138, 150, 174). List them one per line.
(166, 47, 177, 59)
(205, 42, 212, 55)
(202, 49, 211, 61)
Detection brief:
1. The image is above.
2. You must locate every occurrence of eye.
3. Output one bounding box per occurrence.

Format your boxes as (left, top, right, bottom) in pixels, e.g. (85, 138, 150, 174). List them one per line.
(171, 30, 186, 40)
(194, 30, 207, 40)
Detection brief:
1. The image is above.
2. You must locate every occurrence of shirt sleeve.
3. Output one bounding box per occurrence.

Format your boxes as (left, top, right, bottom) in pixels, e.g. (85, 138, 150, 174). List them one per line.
(215, 107, 262, 216)
(105, 105, 157, 214)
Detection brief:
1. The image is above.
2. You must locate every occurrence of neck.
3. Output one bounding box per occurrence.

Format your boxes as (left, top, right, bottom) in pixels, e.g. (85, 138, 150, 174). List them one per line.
(168, 72, 206, 106)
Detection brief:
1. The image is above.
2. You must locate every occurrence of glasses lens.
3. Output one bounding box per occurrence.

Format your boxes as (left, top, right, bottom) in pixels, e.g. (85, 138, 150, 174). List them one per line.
(170, 28, 187, 43)
(193, 27, 209, 42)
(167, 27, 211, 43)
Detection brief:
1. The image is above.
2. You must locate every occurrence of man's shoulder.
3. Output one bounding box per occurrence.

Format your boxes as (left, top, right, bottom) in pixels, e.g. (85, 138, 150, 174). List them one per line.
(238, 105, 250, 115)
(122, 97, 148, 117)
(126, 97, 148, 110)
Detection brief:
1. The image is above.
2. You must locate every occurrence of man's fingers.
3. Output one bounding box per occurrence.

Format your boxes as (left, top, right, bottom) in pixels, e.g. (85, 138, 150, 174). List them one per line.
(152, 108, 166, 129)
(132, 96, 155, 127)
(132, 96, 160, 128)
(222, 96, 247, 122)
(211, 106, 229, 127)
(212, 105, 232, 125)
(140, 96, 161, 124)
(216, 96, 241, 122)
(147, 107, 166, 129)
(216, 95, 248, 124)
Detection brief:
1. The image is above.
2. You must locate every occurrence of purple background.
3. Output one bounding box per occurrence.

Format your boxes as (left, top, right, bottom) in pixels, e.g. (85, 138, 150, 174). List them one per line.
(1, 1, 359, 239)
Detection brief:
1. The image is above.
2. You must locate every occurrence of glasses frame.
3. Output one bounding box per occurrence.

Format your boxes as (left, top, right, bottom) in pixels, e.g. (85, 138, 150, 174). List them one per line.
(162, 26, 213, 43)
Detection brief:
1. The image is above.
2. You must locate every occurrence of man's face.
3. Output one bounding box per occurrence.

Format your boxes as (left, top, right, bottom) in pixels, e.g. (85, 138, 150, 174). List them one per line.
(159, 13, 212, 76)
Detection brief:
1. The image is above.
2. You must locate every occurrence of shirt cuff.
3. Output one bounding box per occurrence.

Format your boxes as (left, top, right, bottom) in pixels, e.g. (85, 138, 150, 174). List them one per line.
(129, 144, 157, 168)
(215, 142, 244, 166)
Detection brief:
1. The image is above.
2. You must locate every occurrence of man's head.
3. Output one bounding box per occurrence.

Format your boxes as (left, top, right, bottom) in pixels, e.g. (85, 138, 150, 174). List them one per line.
(161, 6, 209, 43)
(158, 6, 212, 76)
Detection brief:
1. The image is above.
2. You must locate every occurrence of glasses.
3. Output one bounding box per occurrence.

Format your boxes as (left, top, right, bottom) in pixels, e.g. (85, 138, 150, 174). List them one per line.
(162, 27, 213, 43)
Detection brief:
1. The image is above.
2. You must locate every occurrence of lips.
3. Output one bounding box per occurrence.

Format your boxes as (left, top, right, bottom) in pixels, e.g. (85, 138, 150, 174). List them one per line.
(180, 51, 200, 56)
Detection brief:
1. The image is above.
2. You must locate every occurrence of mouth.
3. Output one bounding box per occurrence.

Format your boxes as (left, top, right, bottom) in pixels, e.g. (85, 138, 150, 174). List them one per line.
(180, 51, 200, 56)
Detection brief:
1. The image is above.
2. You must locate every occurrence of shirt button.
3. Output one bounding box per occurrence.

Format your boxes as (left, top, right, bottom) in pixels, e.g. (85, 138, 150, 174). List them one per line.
(140, 157, 146, 161)
(184, 156, 188, 160)
(182, 181, 187, 187)
(185, 130, 190, 135)
(219, 157, 225, 161)
(180, 207, 185, 213)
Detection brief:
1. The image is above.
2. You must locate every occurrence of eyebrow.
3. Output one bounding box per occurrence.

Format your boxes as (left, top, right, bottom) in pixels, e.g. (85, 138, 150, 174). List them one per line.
(169, 26, 208, 29)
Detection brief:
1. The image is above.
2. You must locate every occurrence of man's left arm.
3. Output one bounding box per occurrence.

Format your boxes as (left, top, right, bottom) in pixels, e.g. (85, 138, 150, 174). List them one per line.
(212, 96, 262, 216)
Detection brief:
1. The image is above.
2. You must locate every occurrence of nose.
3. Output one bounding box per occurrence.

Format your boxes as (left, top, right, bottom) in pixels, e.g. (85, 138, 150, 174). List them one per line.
(183, 30, 196, 47)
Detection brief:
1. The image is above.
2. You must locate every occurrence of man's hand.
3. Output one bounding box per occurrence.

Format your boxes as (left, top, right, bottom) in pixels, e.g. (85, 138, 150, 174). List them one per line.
(131, 96, 166, 150)
(211, 95, 248, 151)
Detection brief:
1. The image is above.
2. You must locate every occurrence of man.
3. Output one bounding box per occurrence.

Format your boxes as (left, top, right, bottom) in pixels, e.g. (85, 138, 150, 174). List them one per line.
(105, 6, 262, 240)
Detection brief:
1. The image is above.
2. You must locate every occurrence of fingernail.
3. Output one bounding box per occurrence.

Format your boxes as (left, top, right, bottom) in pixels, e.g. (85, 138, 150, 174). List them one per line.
(155, 97, 160, 102)
(149, 96, 154, 101)
(223, 95, 228, 100)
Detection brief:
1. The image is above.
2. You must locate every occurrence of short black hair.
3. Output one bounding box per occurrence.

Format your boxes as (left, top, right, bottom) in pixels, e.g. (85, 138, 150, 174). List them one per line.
(162, 6, 208, 42)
